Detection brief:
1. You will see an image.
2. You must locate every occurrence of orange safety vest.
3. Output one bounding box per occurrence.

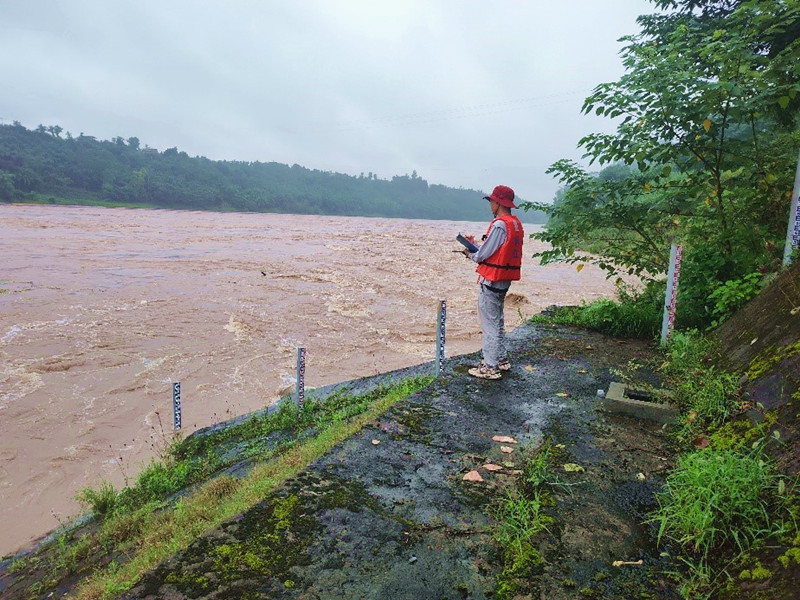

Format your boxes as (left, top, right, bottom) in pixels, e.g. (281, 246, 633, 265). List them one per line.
(476, 214, 524, 282)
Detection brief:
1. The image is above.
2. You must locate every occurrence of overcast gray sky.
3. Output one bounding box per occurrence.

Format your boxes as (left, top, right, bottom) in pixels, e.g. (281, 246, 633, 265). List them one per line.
(1, 0, 654, 204)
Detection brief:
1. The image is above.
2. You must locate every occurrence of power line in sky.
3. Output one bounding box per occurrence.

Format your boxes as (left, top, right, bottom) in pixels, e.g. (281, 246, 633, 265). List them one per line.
(336, 89, 591, 130)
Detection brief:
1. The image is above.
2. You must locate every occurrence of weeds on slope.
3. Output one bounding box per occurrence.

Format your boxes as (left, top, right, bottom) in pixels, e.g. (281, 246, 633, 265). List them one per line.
(650, 331, 798, 598)
(492, 440, 559, 600)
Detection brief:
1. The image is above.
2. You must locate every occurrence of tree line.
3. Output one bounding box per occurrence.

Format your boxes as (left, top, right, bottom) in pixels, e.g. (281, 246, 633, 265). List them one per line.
(0, 123, 547, 223)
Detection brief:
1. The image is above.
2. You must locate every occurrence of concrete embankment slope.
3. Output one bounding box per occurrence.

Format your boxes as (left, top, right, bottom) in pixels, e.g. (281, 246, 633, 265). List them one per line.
(122, 323, 675, 600)
(714, 259, 800, 415)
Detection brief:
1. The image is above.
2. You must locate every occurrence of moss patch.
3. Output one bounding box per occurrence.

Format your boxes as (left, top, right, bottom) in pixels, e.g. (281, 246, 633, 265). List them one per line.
(707, 411, 779, 451)
(133, 472, 384, 598)
(748, 340, 800, 381)
(389, 401, 443, 445)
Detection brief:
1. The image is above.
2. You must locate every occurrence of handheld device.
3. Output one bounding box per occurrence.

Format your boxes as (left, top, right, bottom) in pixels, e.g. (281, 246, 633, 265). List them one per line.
(456, 233, 479, 253)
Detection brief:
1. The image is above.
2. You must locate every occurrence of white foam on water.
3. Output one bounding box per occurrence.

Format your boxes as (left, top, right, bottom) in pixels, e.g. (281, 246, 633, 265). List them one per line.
(1, 317, 73, 345)
(0, 365, 45, 405)
(1, 325, 22, 344)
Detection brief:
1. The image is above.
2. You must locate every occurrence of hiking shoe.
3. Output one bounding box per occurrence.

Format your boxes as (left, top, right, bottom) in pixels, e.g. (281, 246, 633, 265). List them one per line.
(498, 359, 511, 371)
(468, 364, 502, 380)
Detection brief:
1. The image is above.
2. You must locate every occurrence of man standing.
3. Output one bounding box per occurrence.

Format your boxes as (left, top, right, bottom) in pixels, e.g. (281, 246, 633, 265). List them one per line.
(462, 185, 524, 380)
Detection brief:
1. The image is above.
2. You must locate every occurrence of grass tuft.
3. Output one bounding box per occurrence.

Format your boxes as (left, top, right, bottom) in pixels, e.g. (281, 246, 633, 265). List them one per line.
(530, 282, 661, 339)
(493, 442, 557, 600)
(74, 480, 118, 517)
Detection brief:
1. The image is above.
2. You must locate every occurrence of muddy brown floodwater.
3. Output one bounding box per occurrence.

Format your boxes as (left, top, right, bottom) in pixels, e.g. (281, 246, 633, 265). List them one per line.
(0, 204, 621, 557)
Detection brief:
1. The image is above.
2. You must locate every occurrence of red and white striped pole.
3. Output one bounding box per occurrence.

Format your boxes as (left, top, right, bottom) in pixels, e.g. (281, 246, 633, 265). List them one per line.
(660, 244, 683, 344)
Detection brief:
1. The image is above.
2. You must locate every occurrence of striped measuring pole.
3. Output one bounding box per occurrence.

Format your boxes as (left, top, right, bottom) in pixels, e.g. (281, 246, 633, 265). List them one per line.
(295, 347, 306, 412)
(172, 381, 182, 431)
(660, 244, 683, 344)
(435, 299, 447, 375)
(783, 149, 800, 266)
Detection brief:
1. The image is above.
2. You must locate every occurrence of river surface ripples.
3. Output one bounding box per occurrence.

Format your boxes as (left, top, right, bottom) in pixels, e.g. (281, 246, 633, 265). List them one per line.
(0, 204, 620, 555)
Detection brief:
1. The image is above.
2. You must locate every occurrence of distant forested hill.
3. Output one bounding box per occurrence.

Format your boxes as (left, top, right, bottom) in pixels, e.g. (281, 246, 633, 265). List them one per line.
(0, 123, 547, 222)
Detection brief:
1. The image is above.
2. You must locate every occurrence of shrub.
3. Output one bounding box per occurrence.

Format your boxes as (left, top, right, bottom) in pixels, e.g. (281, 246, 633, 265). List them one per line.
(75, 480, 118, 516)
(533, 281, 662, 339)
(707, 273, 763, 328)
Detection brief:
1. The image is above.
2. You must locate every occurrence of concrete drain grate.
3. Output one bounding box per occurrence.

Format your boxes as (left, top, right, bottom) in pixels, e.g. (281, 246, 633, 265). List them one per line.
(598, 382, 678, 424)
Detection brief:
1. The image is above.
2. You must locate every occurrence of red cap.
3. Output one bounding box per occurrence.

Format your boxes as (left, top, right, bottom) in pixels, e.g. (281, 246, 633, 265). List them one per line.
(483, 185, 517, 209)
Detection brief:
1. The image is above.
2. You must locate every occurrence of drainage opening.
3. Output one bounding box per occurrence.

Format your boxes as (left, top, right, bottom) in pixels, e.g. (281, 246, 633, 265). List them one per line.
(624, 389, 654, 402)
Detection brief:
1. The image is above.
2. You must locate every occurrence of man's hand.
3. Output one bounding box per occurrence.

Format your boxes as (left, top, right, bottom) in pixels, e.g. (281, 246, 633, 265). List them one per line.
(463, 234, 476, 258)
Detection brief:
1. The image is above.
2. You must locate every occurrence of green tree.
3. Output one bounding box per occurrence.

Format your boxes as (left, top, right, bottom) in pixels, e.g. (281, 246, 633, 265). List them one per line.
(0, 171, 16, 200)
(530, 0, 800, 326)
(0, 122, 525, 222)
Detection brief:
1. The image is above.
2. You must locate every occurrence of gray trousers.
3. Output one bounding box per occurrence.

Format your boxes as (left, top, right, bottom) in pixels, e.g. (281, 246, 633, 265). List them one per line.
(478, 283, 508, 368)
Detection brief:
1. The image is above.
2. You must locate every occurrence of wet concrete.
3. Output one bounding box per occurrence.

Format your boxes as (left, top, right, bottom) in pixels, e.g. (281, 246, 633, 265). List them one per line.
(122, 323, 679, 599)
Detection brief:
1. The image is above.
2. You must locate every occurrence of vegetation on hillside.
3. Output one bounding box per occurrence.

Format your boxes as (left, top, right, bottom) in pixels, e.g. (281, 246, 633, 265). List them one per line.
(525, 0, 800, 330)
(0, 123, 548, 222)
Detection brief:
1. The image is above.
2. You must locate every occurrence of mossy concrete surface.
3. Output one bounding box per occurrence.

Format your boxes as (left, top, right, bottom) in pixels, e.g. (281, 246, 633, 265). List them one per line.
(714, 260, 800, 411)
(119, 324, 678, 600)
(710, 262, 800, 599)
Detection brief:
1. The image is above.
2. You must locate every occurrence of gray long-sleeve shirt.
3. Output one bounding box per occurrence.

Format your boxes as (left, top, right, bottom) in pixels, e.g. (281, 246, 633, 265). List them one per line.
(469, 219, 511, 290)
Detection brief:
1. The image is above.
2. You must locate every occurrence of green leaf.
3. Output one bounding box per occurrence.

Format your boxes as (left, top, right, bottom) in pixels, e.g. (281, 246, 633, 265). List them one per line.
(778, 96, 790, 109)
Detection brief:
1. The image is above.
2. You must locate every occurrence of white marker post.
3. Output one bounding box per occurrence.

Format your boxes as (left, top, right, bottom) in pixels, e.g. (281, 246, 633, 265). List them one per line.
(782, 150, 800, 266)
(435, 299, 447, 375)
(660, 244, 683, 345)
(172, 381, 182, 431)
(295, 347, 306, 413)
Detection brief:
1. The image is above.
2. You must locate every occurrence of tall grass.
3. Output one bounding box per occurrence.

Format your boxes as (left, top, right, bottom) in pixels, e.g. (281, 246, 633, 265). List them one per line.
(651, 449, 774, 560)
(661, 330, 744, 441)
(530, 282, 662, 339)
(649, 447, 779, 595)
